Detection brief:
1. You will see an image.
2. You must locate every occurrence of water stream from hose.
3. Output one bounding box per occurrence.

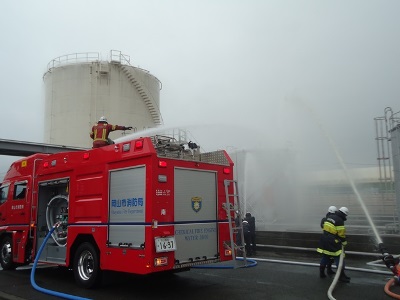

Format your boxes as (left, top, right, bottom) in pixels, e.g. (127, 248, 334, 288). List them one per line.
(298, 99, 383, 245)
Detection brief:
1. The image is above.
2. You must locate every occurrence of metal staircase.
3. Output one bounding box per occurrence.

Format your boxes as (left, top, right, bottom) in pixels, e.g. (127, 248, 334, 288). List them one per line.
(119, 64, 162, 125)
(223, 179, 247, 267)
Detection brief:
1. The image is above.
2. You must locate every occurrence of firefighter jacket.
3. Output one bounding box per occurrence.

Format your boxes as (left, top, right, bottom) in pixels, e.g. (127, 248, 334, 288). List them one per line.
(245, 215, 256, 235)
(320, 212, 335, 229)
(317, 212, 347, 257)
(90, 122, 126, 148)
(242, 221, 251, 234)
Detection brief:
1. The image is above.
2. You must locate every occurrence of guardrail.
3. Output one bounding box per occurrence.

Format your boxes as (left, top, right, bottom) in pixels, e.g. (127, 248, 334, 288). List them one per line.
(47, 52, 100, 70)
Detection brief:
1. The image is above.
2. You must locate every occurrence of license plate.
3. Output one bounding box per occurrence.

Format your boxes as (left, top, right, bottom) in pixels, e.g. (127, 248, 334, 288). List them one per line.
(155, 237, 176, 253)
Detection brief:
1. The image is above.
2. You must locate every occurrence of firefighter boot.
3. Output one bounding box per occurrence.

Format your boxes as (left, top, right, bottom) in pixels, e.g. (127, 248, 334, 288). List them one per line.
(326, 264, 335, 275)
(319, 265, 327, 278)
(342, 270, 351, 280)
(339, 270, 350, 283)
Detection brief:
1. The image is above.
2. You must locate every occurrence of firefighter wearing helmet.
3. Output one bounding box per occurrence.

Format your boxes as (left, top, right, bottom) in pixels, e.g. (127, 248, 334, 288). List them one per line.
(90, 116, 133, 148)
(317, 206, 351, 283)
(320, 206, 337, 228)
(319, 206, 337, 277)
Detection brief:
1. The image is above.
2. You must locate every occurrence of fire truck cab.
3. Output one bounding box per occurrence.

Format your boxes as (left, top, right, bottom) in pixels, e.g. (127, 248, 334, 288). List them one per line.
(0, 134, 236, 288)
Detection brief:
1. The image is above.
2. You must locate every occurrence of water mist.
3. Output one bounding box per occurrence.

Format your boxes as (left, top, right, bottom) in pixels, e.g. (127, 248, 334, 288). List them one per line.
(296, 98, 383, 245)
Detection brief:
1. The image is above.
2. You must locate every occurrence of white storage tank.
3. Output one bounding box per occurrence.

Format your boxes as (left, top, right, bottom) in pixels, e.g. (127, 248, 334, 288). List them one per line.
(43, 50, 162, 148)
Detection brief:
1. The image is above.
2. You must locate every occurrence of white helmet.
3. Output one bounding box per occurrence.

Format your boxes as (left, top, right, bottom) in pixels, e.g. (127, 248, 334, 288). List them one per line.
(99, 116, 107, 122)
(339, 207, 349, 216)
(328, 206, 337, 214)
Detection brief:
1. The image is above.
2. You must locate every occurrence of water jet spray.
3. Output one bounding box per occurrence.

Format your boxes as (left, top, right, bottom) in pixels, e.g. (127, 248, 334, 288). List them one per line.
(291, 97, 383, 244)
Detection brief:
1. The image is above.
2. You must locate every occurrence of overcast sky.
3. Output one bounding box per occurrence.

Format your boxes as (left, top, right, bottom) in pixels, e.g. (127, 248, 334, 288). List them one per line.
(1, 0, 400, 178)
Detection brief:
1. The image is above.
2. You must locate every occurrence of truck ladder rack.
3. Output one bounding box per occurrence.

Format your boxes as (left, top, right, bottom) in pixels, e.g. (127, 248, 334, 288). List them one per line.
(223, 179, 247, 267)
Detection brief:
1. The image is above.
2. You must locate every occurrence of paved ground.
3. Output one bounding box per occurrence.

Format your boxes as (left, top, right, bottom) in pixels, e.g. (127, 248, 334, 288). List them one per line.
(0, 249, 399, 300)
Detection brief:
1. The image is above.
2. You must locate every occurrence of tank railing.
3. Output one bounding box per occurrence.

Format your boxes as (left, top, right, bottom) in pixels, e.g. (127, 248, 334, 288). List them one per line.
(47, 52, 100, 70)
(388, 108, 400, 132)
(110, 50, 131, 65)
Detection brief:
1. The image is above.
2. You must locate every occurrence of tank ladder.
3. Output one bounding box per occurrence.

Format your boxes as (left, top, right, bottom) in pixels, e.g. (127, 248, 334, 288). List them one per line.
(223, 179, 247, 267)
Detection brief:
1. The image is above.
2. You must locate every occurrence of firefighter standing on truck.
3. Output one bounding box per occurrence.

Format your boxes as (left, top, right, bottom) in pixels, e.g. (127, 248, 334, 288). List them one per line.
(90, 116, 132, 148)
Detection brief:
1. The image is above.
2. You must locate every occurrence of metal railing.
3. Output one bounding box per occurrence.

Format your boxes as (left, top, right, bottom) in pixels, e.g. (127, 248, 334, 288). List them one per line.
(110, 49, 130, 65)
(47, 52, 100, 70)
(45, 50, 162, 90)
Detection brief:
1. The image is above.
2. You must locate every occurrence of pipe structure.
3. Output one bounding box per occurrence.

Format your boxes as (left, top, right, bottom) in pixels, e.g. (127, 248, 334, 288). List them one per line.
(258, 244, 384, 257)
(30, 223, 91, 300)
(251, 257, 392, 275)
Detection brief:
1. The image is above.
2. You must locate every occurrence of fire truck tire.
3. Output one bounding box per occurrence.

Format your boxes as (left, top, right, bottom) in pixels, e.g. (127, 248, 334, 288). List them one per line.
(73, 242, 102, 288)
(0, 236, 16, 270)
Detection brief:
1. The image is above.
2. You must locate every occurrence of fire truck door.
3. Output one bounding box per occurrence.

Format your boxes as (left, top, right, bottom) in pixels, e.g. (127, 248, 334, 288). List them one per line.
(108, 166, 146, 247)
(9, 180, 30, 225)
(0, 184, 10, 226)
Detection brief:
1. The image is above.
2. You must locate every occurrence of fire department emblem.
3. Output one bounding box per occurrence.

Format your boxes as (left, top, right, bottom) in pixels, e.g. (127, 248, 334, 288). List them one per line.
(191, 196, 202, 213)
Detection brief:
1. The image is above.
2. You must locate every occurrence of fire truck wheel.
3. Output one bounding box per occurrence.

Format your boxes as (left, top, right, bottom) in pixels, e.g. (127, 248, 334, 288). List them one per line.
(73, 242, 102, 288)
(0, 236, 16, 270)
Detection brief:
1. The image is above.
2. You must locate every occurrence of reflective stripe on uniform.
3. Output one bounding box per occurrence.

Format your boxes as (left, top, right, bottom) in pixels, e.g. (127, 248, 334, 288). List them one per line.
(317, 247, 342, 256)
(336, 225, 346, 239)
(323, 222, 337, 235)
(93, 128, 107, 142)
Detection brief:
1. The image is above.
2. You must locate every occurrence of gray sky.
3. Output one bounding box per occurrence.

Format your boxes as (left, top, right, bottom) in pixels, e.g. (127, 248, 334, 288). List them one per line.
(1, 0, 400, 178)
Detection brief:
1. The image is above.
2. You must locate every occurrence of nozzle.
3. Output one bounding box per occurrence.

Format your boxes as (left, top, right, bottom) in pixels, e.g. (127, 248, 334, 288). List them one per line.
(378, 243, 399, 275)
(378, 242, 389, 255)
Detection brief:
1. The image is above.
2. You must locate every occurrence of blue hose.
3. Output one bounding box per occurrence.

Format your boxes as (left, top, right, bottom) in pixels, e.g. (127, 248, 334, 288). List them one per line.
(30, 223, 92, 300)
(192, 257, 258, 269)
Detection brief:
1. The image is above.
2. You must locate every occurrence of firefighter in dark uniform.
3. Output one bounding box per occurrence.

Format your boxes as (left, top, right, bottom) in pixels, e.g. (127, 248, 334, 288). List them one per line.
(90, 116, 132, 148)
(320, 206, 337, 277)
(234, 211, 243, 255)
(242, 220, 252, 256)
(245, 212, 256, 254)
(317, 206, 351, 283)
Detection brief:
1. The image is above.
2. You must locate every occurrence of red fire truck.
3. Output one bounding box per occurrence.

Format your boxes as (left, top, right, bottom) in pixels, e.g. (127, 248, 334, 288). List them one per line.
(0, 134, 236, 288)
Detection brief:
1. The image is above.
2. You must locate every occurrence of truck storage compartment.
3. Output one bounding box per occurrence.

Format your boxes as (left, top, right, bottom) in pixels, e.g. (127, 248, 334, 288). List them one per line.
(36, 179, 69, 263)
(174, 168, 218, 265)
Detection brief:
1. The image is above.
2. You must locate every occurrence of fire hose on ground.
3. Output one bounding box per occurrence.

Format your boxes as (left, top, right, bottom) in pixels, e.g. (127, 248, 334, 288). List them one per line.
(30, 222, 91, 300)
(327, 243, 400, 300)
(379, 243, 400, 299)
(261, 243, 400, 299)
(192, 256, 258, 269)
(327, 246, 345, 300)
